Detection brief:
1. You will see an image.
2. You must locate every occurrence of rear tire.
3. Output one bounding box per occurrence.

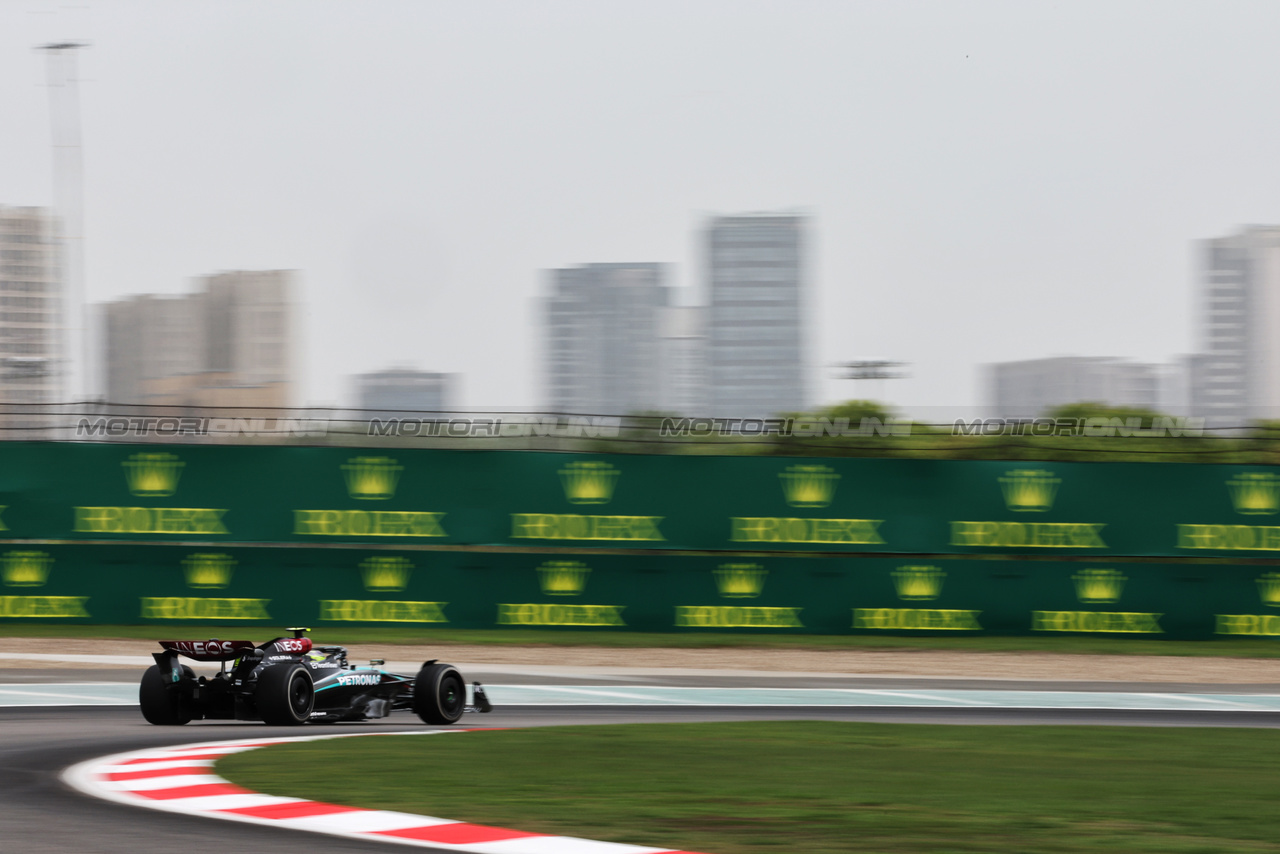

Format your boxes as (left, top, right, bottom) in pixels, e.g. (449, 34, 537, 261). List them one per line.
(414, 663, 465, 725)
(139, 664, 194, 725)
(256, 663, 314, 725)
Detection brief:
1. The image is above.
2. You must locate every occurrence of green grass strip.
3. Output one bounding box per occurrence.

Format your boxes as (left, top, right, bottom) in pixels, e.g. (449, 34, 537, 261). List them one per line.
(218, 722, 1280, 853)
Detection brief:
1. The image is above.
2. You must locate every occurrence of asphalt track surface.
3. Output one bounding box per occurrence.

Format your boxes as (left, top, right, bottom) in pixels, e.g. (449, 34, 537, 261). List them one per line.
(8, 672, 1280, 854)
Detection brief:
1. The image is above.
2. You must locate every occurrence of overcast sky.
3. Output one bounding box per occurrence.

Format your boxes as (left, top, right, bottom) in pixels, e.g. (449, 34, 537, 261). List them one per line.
(4, 1, 1280, 415)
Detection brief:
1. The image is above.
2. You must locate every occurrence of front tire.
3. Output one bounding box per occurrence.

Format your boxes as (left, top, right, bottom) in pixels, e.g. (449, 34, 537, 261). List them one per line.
(256, 663, 314, 725)
(139, 664, 194, 725)
(414, 663, 465, 725)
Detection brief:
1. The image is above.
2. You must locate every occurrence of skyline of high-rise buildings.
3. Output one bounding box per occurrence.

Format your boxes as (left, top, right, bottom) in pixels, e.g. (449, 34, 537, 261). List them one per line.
(4, 202, 816, 420)
(11, 190, 1280, 427)
(539, 211, 809, 418)
(102, 269, 297, 409)
(987, 225, 1280, 425)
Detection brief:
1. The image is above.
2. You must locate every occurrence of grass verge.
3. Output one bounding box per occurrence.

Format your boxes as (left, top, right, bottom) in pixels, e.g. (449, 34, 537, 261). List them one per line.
(218, 722, 1280, 854)
(2, 623, 1280, 657)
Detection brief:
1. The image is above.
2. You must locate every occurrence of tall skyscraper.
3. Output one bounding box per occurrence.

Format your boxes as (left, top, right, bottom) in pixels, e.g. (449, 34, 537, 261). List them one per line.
(543, 263, 672, 415)
(0, 206, 60, 411)
(102, 269, 297, 408)
(706, 212, 807, 418)
(1190, 226, 1280, 425)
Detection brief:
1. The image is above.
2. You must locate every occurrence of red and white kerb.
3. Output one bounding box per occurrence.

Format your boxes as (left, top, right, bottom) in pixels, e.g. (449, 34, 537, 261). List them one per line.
(63, 730, 707, 854)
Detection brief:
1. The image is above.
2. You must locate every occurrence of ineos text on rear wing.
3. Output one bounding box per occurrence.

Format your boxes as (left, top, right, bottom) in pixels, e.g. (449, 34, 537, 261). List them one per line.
(158, 639, 257, 662)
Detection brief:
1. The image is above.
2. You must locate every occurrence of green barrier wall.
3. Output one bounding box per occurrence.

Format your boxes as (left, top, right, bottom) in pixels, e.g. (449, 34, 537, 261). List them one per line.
(4, 442, 1280, 556)
(2, 442, 1279, 636)
(3, 545, 1279, 639)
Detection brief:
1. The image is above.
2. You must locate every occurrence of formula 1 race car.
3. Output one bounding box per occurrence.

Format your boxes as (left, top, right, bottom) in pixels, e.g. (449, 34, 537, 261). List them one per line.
(138, 628, 493, 726)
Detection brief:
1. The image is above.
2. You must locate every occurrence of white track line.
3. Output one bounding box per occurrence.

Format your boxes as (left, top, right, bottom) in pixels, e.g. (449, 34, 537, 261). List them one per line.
(63, 730, 707, 854)
(842, 689, 995, 706)
(0, 687, 133, 702)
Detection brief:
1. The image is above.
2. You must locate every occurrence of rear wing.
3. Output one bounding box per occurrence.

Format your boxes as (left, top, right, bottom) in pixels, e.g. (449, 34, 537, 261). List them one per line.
(157, 639, 257, 662)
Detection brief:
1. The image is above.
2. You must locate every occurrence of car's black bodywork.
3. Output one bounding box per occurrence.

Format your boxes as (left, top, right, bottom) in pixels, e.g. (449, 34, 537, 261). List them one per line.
(138, 629, 492, 726)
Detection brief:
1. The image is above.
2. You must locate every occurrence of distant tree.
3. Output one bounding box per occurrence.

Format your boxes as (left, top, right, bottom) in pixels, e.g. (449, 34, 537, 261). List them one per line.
(814, 399, 896, 423)
(1246, 420, 1280, 439)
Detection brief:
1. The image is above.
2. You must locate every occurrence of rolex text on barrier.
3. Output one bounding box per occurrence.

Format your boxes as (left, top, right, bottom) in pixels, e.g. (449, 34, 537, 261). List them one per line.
(853, 609, 983, 631)
(318, 600, 448, 623)
(75, 507, 230, 536)
(497, 603, 627, 626)
(0, 596, 89, 618)
(293, 510, 447, 538)
(1032, 611, 1164, 634)
(1216, 614, 1280, 636)
(139, 597, 272, 621)
(675, 606, 804, 629)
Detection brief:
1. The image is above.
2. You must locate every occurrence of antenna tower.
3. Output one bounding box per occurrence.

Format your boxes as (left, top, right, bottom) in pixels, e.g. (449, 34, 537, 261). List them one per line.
(40, 42, 88, 403)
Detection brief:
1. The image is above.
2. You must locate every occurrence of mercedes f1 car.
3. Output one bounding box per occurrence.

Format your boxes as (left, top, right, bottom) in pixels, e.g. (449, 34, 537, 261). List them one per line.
(138, 628, 492, 726)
